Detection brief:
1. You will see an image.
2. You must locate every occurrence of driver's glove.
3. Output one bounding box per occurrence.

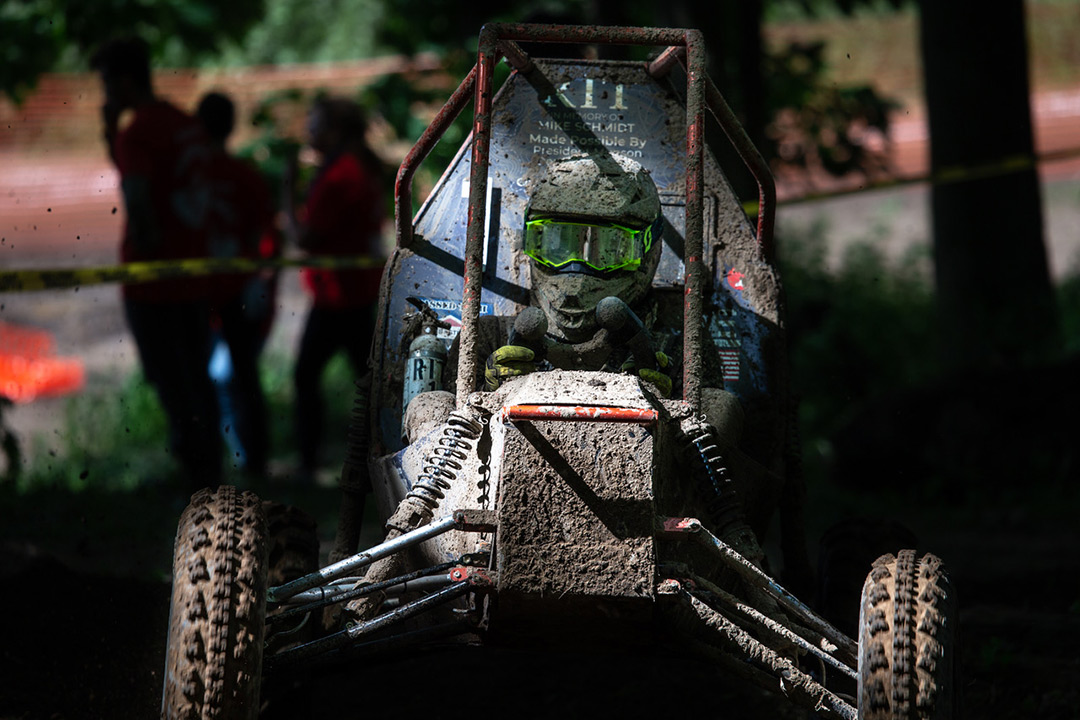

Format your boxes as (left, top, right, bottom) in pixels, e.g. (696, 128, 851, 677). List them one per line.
(622, 351, 673, 397)
(484, 345, 536, 391)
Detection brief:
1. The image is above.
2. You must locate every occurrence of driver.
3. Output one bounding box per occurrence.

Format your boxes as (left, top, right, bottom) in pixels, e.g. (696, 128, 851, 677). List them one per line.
(483, 151, 723, 399)
(405, 152, 732, 440)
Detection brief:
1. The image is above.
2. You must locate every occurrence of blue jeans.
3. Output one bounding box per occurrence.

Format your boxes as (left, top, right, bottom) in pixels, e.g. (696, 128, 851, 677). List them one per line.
(210, 295, 270, 476)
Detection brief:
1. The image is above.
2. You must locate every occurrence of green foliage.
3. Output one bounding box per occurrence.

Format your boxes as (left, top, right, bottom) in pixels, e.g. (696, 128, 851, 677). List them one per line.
(362, 74, 439, 147)
(779, 223, 937, 462)
(19, 373, 172, 493)
(1057, 273, 1080, 355)
(12, 346, 358, 494)
(0, 1, 67, 103)
(66, 0, 264, 60)
(358, 70, 488, 200)
(236, 88, 307, 206)
(2, 0, 264, 102)
(766, 0, 911, 22)
(764, 41, 900, 177)
(256, 349, 356, 466)
(213, 0, 382, 66)
(375, 0, 516, 57)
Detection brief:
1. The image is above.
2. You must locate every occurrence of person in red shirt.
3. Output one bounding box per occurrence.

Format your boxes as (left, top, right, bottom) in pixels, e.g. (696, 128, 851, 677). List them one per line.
(91, 37, 221, 489)
(285, 96, 385, 482)
(197, 91, 277, 479)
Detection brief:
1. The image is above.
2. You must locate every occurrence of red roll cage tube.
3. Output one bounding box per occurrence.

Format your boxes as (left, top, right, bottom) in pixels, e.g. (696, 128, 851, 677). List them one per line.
(391, 23, 776, 412)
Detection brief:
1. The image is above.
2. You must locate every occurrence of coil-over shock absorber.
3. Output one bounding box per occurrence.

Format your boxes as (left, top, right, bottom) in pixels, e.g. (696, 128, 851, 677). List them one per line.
(679, 417, 765, 568)
(402, 409, 484, 519)
(345, 408, 485, 623)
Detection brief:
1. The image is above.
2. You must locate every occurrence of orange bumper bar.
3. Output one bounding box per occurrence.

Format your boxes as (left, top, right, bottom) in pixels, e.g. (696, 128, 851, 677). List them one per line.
(503, 404, 658, 426)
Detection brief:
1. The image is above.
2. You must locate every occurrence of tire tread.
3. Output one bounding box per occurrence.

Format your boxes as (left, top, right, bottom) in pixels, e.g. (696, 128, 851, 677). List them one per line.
(162, 487, 268, 720)
(858, 549, 956, 720)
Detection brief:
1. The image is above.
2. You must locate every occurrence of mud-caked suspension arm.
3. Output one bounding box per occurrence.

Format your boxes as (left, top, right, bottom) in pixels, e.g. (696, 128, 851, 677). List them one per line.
(658, 579, 856, 720)
(267, 510, 496, 604)
(266, 567, 494, 670)
(267, 561, 462, 625)
(658, 517, 858, 665)
(662, 564, 856, 683)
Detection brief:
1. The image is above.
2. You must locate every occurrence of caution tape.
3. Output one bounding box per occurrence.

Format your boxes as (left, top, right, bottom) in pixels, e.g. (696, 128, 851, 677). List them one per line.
(5, 147, 1079, 294)
(0, 255, 386, 293)
(741, 146, 1080, 215)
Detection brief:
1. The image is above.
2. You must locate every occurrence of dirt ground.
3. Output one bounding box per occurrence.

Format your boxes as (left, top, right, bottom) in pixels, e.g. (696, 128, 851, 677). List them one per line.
(2, 463, 1079, 719)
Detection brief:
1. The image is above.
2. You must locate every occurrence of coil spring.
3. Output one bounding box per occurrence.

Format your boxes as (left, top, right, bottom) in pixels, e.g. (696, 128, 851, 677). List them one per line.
(682, 418, 748, 538)
(405, 409, 484, 513)
(344, 380, 369, 468)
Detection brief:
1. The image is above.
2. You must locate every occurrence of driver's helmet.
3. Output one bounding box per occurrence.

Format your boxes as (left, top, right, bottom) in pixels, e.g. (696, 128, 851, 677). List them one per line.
(524, 152, 664, 343)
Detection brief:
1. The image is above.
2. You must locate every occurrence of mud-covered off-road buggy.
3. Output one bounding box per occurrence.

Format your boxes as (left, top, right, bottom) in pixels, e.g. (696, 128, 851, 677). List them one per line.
(161, 24, 958, 720)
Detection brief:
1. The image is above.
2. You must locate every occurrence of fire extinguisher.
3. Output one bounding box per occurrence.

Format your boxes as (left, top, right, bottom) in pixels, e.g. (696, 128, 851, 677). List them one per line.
(401, 297, 450, 413)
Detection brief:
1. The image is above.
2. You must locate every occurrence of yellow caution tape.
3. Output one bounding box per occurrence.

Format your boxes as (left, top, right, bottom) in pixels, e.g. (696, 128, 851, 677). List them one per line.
(740, 148, 1075, 215)
(5, 148, 1078, 293)
(0, 255, 386, 293)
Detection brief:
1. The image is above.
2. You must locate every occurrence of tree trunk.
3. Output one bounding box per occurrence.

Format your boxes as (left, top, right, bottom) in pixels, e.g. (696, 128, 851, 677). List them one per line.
(919, 0, 1059, 374)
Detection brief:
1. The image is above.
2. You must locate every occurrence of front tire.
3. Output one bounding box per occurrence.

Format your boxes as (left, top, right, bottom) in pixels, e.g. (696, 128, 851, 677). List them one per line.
(857, 550, 958, 720)
(162, 486, 268, 720)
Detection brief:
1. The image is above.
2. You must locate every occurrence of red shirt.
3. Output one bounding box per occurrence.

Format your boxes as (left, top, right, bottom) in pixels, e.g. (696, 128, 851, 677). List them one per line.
(204, 151, 274, 306)
(300, 152, 384, 308)
(114, 100, 211, 302)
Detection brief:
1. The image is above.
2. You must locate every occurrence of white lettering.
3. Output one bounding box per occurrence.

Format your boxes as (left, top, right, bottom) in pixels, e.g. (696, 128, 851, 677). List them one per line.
(610, 84, 627, 110)
(581, 78, 596, 109)
(541, 81, 630, 112)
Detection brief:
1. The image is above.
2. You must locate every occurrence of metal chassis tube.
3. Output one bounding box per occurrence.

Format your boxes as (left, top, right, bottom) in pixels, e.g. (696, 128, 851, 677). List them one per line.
(640, 46, 777, 260)
(395, 66, 478, 250)
(659, 579, 857, 720)
(269, 562, 460, 626)
(280, 568, 456, 606)
(266, 580, 474, 668)
(267, 514, 459, 603)
(678, 569, 856, 682)
(408, 22, 764, 414)
(388, 23, 778, 409)
(700, 75, 777, 261)
(659, 517, 858, 665)
(502, 404, 659, 425)
(386, 24, 778, 410)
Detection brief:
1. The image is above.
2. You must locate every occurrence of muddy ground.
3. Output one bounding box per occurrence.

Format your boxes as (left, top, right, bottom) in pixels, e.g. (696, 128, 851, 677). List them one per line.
(2, 422, 1079, 719)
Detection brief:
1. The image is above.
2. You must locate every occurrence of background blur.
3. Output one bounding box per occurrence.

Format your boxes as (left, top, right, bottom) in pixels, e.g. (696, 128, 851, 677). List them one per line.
(2, 1, 1079, 718)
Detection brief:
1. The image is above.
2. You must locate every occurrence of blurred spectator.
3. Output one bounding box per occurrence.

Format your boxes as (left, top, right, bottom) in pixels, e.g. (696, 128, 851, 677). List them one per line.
(197, 91, 278, 479)
(91, 37, 221, 490)
(284, 96, 385, 483)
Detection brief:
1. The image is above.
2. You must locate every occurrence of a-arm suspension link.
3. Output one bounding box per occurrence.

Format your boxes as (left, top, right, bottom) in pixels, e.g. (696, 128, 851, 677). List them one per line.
(267, 561, 460, 625)
(266, 515, 459, 603)
(659, 579, 857, 720)
(664, 565, 856, 682)
(266, 580, 473, 669)
(659, 517, 858, 666)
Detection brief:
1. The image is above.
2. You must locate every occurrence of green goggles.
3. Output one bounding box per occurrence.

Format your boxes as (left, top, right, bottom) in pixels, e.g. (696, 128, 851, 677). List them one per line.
(523, 217, 657, 273)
